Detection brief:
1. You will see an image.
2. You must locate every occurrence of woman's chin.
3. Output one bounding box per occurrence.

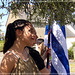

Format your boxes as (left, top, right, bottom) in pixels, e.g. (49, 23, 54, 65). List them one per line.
(32, 43, 36, 46)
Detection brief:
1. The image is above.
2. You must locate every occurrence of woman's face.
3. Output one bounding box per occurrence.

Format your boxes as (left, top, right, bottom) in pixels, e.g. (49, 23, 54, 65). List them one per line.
(22, 24, 38, 46)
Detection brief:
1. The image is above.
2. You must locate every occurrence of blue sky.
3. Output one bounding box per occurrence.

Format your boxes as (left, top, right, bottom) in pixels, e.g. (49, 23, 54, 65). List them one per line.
(0, 0, 9, 34)
(0, 14, 8, 31)
(0, 10, 9, 35)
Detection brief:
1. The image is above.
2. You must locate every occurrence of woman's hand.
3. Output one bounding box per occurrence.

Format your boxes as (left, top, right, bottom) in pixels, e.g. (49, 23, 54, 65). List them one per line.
(41, 47, 51, 60)
(40, 67, 50, 75)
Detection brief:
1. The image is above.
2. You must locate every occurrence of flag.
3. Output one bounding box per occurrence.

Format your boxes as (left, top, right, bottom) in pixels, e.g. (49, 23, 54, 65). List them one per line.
(44, 24, 50, 47)
(51, 21, 70, 75)
(44, 24, 51, 68)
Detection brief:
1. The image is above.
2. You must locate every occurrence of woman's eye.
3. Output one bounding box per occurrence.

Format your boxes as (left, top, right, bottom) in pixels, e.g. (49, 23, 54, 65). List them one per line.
(29, 30, 33, 33)
(29, 30, 31, 32)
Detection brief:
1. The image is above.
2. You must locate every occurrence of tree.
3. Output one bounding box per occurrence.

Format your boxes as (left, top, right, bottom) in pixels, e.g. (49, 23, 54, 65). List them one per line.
(0, 0, 75, 26)
(68, 42, 75, 59)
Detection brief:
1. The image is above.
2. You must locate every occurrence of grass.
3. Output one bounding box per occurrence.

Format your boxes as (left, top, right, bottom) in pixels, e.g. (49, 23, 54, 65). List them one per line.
(0, 40, 4, 52)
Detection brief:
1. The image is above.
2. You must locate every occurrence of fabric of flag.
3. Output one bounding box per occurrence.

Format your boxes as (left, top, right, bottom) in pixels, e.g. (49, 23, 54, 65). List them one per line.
(44, 24, 51, 68)
(44, 24, 50, 47)
(51, 21, 70, 75)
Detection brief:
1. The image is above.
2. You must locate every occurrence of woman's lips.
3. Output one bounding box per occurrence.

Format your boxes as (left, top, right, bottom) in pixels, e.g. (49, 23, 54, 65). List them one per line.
(31, 37, 35, 40)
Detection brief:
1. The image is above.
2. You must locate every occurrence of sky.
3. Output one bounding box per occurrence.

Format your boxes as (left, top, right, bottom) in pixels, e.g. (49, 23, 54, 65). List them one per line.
(0, 11, 9, 36)
(0, 14, 8, 30)
(0, 0, 9, 35)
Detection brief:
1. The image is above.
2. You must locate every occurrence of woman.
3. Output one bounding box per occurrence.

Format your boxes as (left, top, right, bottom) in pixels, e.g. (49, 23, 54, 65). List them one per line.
(0, 19, 50, 75)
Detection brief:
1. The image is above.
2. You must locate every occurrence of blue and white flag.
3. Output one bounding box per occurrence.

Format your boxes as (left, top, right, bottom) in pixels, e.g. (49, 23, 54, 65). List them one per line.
(51, 21, 70, 75)
(44, 24, 51, 68)
(44, 24, 50, 47)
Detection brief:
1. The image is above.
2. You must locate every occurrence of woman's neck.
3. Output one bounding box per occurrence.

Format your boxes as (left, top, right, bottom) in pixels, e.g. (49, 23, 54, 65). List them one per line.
(11, 39, 27, 53)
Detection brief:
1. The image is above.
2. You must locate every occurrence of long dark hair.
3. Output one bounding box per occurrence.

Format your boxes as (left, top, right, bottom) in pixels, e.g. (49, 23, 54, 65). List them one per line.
(3, 19, 30, 54)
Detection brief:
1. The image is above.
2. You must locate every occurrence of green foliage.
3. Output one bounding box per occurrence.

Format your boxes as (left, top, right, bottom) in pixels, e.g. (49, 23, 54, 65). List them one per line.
(68, 49, 74, 59)
(68, 42, 75, 59)
(0, 40, 4, 52)
(72, 42, 75, 47)
(32, 1, 75, 26)
(0, 0, 75, 26)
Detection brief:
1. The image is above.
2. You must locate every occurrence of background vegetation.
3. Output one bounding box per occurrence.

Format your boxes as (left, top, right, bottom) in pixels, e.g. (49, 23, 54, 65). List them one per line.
(0, 0, 75, 27)
(0, 40, 4, 52)
(68, 42, 75, 59)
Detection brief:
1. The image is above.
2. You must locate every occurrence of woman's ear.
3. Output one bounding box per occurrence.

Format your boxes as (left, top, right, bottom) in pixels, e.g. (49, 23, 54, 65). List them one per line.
(16, 29, 22, 37)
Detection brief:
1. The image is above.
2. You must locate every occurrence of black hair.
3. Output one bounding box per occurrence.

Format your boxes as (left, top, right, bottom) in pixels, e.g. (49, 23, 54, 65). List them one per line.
(3, 19, 31, 54)
(37, 38, 44, 45)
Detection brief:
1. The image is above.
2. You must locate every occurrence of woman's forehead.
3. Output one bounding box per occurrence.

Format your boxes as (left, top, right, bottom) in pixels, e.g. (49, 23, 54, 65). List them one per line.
(27, 24, 33, 28)
(27, 24, 34, 28)
(25, 24, 35, 30)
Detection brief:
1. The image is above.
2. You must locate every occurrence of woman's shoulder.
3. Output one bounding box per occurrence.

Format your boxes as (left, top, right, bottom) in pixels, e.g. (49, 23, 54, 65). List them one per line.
(1, 51, 18, 66)
(3, 51, 18, 60)
(0, 51, 18, 73)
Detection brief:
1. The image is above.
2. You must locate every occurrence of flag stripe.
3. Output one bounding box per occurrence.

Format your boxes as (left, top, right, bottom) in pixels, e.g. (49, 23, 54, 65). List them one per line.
(44, 35, 48, 46)
(44, 24, 50, 47)
(45, 24, 50, 35)
(51, 63, 58, 75)
(51, 48, 67, 75)
(52, 24, 68, 59)
(61, 26, 66, 38)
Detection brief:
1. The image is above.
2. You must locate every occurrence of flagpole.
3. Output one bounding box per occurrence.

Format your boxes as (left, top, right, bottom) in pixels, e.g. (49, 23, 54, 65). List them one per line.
(47, 29, 51, 69)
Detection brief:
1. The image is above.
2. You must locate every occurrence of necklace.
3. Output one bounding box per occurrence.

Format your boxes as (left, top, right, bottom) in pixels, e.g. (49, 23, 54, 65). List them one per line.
(21, 47, 29, 61)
